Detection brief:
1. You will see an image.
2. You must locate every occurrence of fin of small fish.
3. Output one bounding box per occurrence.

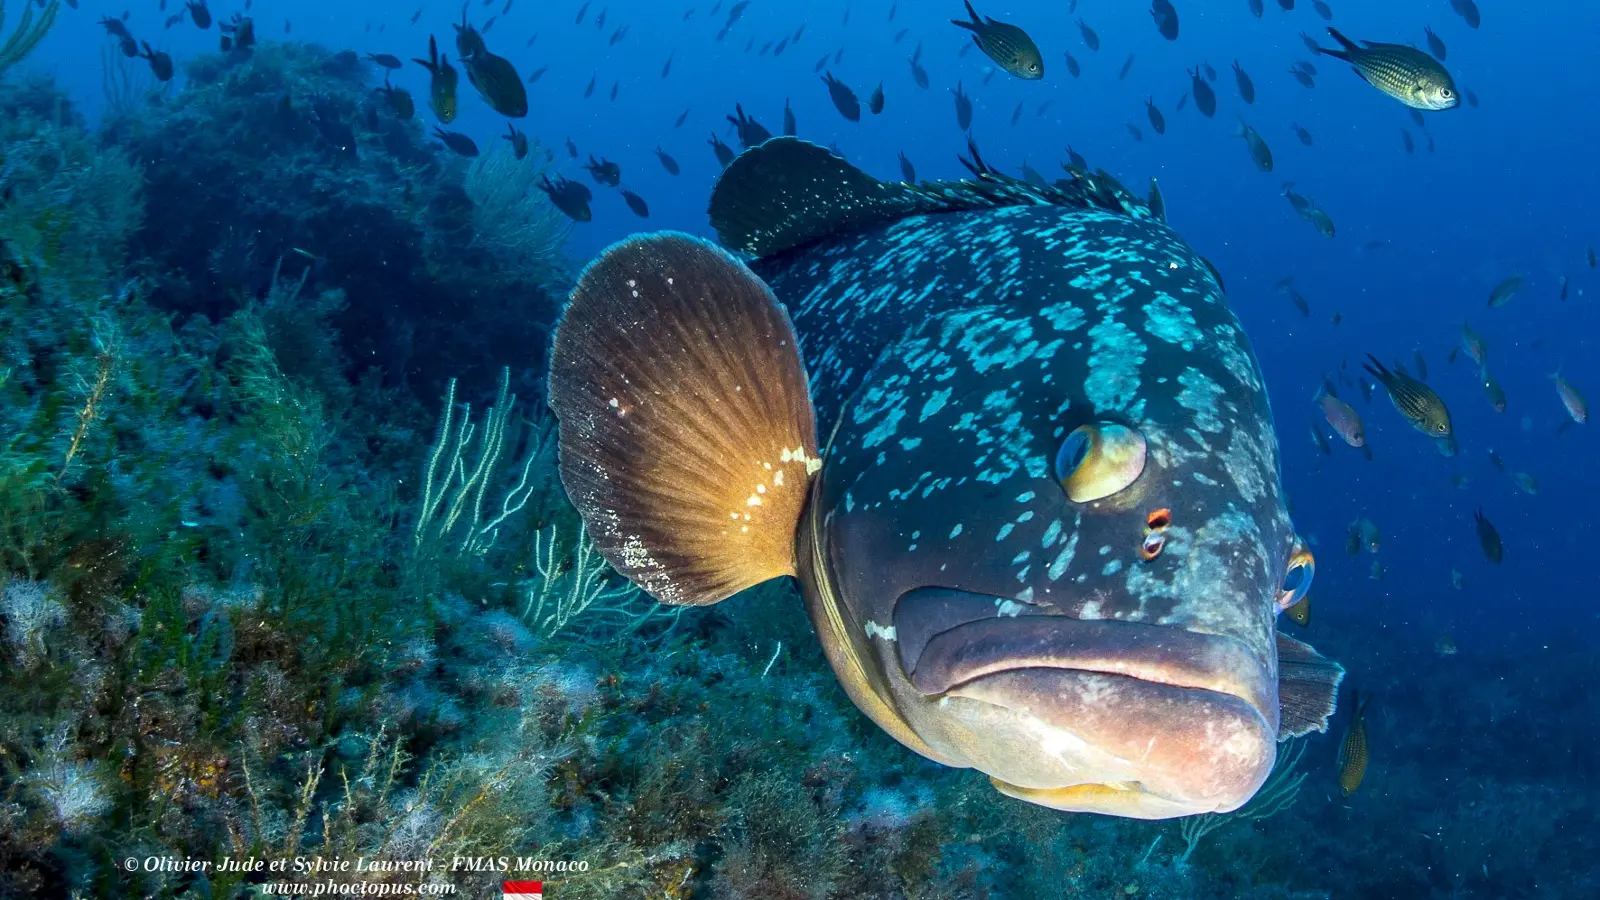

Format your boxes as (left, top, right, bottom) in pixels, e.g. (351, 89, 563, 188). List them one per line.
(1275, 632, 1345, 738)
(1316, 26, 1362, 63)
(709, 137, 1153, 259)
(547, 232, 820, 606)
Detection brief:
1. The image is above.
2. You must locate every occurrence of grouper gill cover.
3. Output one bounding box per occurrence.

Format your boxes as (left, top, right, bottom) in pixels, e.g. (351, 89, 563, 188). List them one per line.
(549, 138, 1343, 821)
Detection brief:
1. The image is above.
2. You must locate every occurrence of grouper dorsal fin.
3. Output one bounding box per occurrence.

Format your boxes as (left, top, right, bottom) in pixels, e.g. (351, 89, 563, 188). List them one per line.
(1275, 632, 1345, 738)
(708, 136, 1156, 260)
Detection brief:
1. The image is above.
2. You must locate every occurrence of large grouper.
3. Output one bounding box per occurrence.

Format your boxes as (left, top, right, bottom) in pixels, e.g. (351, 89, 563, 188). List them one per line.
(547, 137, 1343, 819)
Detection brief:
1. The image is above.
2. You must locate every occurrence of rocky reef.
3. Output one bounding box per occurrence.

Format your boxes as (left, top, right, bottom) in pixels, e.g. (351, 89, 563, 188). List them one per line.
(104, 40, 567, 401)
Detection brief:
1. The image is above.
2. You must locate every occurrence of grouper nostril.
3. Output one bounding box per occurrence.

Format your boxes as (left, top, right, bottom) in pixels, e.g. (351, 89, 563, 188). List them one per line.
(892, 587, 1028, 685)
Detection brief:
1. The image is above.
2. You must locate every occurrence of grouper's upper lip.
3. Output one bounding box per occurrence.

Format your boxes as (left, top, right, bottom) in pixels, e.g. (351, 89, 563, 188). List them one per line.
(905, 606, 1273, 720)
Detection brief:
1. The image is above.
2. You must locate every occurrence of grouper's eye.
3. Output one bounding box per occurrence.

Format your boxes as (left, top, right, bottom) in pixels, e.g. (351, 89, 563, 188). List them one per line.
(1276, 544, 1315, 612)
(1054, 423, 1147, 503)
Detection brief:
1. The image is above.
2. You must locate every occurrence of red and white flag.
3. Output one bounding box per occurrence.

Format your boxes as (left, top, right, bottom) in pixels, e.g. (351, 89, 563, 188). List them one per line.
(502, 881, 542, 900)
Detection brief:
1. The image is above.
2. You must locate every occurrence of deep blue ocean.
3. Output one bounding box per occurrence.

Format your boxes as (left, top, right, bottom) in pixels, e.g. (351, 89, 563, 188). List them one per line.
(8, 0, 1599, 896)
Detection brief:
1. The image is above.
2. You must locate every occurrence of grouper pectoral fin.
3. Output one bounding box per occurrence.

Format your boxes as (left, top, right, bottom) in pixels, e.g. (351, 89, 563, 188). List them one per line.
(1275, 631, 1345, 737)
(547, 231, 819, 606)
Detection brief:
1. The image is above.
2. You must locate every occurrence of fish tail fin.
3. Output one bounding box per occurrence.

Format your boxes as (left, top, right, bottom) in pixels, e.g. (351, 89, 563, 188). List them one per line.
(958, 134, 991, 177)
(1361, 352, 1391, 386)
(1276, 633, 1345, 737)
(950, 0, 981, 32)
(1320, 26, 1357, 60)
(548, 232, 819, 607)
(412, 34, 439, 72)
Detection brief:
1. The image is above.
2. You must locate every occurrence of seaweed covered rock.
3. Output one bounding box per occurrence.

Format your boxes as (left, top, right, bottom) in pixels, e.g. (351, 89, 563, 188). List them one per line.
(0, 74, 142, 292)
(107, 40, 568, 399)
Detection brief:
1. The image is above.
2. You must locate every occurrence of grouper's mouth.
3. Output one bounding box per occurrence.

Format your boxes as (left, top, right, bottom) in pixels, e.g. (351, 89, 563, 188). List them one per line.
(891, 587, 1278, 819)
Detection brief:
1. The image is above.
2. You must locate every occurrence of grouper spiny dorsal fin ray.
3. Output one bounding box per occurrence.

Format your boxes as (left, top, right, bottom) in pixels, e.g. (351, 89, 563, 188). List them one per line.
(708, 136, 1156, 260)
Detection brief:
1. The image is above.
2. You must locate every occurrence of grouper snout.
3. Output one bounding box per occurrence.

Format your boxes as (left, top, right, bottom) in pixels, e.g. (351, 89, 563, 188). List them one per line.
(891, 587, 1278, 819)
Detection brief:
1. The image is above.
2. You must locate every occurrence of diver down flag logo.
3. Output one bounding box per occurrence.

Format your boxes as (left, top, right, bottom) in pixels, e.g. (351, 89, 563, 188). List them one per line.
(502, 882, 542, 900)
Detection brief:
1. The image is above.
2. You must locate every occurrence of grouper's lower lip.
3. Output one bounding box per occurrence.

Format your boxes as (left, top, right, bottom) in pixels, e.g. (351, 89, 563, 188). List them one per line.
(960, 666, 1275, 817)
(892, 588, 1278, 817)
(896, 588, 1272, 721)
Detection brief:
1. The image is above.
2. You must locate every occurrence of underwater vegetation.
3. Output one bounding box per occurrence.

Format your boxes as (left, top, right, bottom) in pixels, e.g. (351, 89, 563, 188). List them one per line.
(103, 39, 568, 402)
(0, 1, 59, 82)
